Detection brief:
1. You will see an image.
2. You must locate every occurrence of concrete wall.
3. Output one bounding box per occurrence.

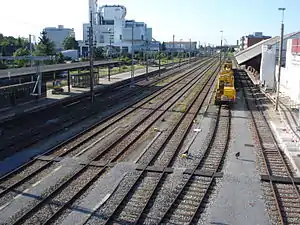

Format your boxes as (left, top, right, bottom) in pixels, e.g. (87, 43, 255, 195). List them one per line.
(277, 39, 300, 104)
(260, 44, 276, 89)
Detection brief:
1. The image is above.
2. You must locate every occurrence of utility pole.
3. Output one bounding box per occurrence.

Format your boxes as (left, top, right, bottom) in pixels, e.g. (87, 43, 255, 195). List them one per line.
(189, 38, 191, 64)
(275, 8, 286, 111)
(146, 29, 149, 75)
(108, 28, 112, 82)
(89, 10, 95, 103)
(172, 34, 175, 69)
(220, 30, 223, 65)
(130, 21, 135, 88)
(179, 39, 182, 68)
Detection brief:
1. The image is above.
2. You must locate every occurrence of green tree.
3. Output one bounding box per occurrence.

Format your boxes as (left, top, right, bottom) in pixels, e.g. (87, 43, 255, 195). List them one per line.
(13, 47, 30, 67)
(56, 52, 64, 63)
(94, 47, 104, 59)
(34, 30, 56, 56)
(63, 36, 79, 50)
(161, 42, 166, 51)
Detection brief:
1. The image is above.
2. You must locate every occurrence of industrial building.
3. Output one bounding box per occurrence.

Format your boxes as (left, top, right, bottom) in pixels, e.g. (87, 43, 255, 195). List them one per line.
(239, 32, 271, 50)
(164, 41, 197, 52)
(80, 1, 154, 56)
(44, 25, 75, 51)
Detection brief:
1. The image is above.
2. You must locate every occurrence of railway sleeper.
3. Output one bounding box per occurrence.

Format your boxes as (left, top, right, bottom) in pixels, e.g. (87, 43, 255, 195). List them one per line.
(261, 175, 300, 184)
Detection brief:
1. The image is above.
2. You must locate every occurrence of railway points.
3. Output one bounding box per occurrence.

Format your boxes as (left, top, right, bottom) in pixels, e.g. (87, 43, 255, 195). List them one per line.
(1, 55, 300, 225)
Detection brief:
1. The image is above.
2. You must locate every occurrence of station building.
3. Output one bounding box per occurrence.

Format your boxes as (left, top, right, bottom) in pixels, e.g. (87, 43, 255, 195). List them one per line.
(235, 31, 300, 106)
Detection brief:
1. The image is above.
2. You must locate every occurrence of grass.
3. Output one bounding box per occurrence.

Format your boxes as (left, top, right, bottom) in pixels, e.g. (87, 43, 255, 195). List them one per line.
(99, 65, 144, 77)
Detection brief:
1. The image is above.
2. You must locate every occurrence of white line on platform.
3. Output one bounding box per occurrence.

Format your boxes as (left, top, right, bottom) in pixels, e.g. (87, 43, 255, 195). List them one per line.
(0, 202, 10, 211)
(0, 113, 16, 121)
(64, 100, 81, 108)
(75, 126, 120, 157)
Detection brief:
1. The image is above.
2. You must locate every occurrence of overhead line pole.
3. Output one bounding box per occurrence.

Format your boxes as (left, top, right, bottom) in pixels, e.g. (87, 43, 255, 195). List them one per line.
(172, 34, 175, 69)
(89, 10, 95, 103)
(275, 7, 286, 111)
(220, 30, 223, 66)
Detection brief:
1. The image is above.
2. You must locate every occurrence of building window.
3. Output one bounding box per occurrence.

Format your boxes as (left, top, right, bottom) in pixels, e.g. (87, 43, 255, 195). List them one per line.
(141, 35, 144, 40)
(120, 35, 122, 40)
(103, 20, 114, 25)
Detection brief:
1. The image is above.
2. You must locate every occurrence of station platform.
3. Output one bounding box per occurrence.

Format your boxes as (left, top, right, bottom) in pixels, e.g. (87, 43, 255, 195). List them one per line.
(262, 90, 300, 176)
(241, 67, 300, 175)
(0, 66, 162, 123)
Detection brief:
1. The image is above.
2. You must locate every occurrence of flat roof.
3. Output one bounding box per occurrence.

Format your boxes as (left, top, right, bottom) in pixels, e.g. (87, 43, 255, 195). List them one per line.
(0, 60, 121, 79)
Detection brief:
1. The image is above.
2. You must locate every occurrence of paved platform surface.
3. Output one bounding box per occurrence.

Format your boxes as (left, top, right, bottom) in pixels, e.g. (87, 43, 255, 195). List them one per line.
(244, 68, 300, 175)
(0, 66, 160, 122)
(261, 90, 300, 176)
(198, 89, 270, 225)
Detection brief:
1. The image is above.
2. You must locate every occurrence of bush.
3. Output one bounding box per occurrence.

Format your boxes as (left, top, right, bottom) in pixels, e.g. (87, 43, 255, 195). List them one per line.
(0, 61, 7, 69)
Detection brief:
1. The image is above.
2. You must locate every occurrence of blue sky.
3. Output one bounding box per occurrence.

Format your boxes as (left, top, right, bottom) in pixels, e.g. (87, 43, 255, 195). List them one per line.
(0, 0, 299, 45)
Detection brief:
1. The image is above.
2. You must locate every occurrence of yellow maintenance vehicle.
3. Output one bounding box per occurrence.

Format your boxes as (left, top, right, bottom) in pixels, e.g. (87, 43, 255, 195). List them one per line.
(214, 60, 236, 105)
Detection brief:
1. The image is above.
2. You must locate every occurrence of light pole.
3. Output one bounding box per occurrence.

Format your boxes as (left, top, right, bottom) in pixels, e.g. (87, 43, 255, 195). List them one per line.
(189, 38, 191, 64)
(275, 7, 286, 111)
(220, 30, 223, 65)
(172, 34, 175, 69)
(130, 21, 135, 88)
(89, 10, 95, 103)
(146, 33, 149, 75)
(108, 28, 112, 81)
(179, 39, 183, 68)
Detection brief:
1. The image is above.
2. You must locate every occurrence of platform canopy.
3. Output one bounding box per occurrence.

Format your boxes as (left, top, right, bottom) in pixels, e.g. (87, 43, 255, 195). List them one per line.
(0, 60, 121, 79)
(234, 31, 300, 65)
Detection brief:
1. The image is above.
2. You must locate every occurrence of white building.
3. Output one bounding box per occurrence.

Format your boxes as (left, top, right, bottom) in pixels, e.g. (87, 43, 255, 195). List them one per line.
(80, 2, 153, 56)
(44, 25, 75, 51)
(275, 38, 300, 105)
(164, 41, 197, 52)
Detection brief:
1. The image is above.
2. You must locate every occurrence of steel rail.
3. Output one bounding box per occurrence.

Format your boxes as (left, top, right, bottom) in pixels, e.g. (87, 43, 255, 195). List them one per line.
(101, 60, 221, 225)
(0, 58, 212, 188)
(8, 59, 218, 225)
(241, 71, 300, 225)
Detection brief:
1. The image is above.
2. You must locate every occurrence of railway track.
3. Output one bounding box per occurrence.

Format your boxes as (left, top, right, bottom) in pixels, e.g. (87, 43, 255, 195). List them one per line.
(82, 61, 231, 225)
(0, 58, 219, 224)
(0, 59, 213, 188)
(0, 59, 201, 158)
(239, 70, 300, 225)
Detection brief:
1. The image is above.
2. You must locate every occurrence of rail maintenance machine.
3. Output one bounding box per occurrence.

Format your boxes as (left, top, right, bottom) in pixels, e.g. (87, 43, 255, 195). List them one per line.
(214, 59, 236, 106)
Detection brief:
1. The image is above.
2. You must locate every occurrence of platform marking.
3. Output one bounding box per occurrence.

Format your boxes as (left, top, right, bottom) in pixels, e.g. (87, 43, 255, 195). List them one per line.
(64, 100, 81, 108)
(0, 165, 64, 211)
(0, 202, 10, 211)
(75, 126, 120, 157)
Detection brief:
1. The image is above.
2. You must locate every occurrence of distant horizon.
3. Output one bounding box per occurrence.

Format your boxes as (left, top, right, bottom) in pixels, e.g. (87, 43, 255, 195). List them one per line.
(1, 0, 299, 45)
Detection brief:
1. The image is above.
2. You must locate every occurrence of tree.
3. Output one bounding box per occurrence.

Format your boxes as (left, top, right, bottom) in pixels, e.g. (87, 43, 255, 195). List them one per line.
(161, 42, 166, 51)
(63, 36, 79, 50)
(34, 30, 56, 56)
(13, 47, 30, 67)
(94, 47, 104, 59)
(56, 52, 64, 63)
